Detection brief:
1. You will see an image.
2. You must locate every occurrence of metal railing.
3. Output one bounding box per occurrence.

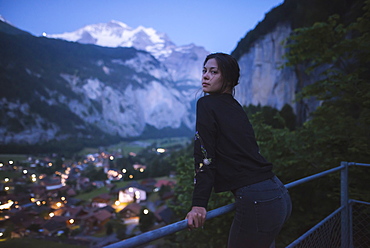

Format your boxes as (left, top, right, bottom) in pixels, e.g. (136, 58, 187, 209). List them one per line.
(103, 161, 370, 248)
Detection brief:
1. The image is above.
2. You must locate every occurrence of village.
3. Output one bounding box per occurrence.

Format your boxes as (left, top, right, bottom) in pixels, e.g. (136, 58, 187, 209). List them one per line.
(0, 145, 179, 247)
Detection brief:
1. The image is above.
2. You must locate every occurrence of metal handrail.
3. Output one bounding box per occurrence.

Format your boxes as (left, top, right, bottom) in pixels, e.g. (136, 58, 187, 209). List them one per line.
(103, 162, 368, 248)
(104, 203, 235, 248)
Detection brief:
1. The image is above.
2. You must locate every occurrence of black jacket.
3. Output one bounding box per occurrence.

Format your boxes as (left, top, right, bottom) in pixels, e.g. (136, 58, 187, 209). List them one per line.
(192, 94, 274, 208)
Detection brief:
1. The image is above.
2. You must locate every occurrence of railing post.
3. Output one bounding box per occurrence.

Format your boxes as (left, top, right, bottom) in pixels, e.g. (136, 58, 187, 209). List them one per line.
(341, 161, 349, 248)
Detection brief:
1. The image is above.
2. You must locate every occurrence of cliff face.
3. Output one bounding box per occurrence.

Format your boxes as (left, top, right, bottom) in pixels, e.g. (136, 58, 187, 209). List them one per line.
(235, 23, 297, 111)
(233, 0, 363, 121)
(235, 22, 322, 123)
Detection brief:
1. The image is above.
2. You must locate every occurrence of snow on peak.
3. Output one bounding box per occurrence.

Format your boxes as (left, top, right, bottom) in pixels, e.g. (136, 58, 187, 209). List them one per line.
(0, 15, 13, 25)
(107, 20, 129, 29)
(48, 20, 176, 59)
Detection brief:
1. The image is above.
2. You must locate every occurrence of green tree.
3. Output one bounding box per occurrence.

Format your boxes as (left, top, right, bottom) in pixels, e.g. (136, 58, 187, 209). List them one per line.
(273, 1, 370, 245)
(283, 0, 370, 181)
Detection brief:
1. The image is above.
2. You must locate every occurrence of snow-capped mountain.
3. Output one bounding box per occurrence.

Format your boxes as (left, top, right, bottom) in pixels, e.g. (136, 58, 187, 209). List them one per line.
(0, 20, 200, 152)
(0, 15, 10, 24)
(48, 20, 177, 60)
(48, 20, 209, 88)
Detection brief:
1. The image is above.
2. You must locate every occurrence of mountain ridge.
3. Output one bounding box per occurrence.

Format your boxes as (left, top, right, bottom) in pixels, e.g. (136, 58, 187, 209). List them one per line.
(0, 20, 198, 153)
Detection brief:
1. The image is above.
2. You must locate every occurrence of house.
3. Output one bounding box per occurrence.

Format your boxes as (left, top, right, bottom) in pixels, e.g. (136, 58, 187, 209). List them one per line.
(140, 178, 157, 189)
(80, 209, 112, 232)
(100, 205, 115, 214)
(10, 211, 34, 228)
(117, 185, 147, 203)
(62, 205, 88, 219)
(40, 176, 64, 192)
(91, 193, 111, 208)
(65, 197, 82, 206)
(119, 202, 141, 219)
(41, 216, 69, 236)
(155, 179, 175, 189)
(94, 209, 112, 224)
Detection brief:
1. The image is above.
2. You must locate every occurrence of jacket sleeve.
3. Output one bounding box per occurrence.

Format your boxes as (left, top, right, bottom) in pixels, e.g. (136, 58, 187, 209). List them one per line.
(192, 98, 217, 209)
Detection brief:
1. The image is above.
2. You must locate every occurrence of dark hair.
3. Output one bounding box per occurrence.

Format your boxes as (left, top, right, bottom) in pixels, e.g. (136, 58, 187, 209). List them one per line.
(203, 52, 240, 94)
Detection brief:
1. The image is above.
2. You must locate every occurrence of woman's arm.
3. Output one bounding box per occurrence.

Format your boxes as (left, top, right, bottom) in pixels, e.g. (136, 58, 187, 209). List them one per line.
(187, 97, 217, 228)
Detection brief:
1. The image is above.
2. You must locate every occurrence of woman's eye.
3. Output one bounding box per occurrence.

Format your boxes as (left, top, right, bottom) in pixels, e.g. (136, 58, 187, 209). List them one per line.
(202, 69, 207, 74)
(211, 70, 218, 74)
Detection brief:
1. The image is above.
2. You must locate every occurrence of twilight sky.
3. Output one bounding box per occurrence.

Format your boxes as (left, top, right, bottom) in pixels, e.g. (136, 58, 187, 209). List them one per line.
(0, 0, 284, 53)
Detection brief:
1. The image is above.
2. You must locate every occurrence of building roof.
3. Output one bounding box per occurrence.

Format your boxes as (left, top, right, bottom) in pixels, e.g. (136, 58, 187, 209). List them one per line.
(155, 180, 176, 188)
(42, 216, 69, 232)
(94, 209, 112, 222)
(120, 202, 142, 216)
(92, 193, 111, 202)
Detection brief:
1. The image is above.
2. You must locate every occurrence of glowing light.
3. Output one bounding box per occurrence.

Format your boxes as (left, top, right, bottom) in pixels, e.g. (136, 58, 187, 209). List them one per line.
(115, 200, 120, 206)
(110, 155, 114, 160)
(0, 232, 3, 237)
(8, 160, 14, 165)
(4, 178, 9, 182)
(129, 175, 134, 179)
(122, 169, 126, 173)
(156, 148, 166, 153)
(56, 202, 62, 207)
(30, 198, 36, 202)
(31, 177, 37, 182)
(61, 197, 66, 201)
(0, 200, 14, 210)
(69, 219, 75, 224)
(135, 191, 141, 198)
(48, 162, 53, 167)
(4, 186, 9, 191)
(128, 187, 133, 192)
(36, 201, 41, 206)
(23, 169, 28, 174)
(0, 163, 3, 167)
(139, 168, 144, 173)
(143, 209, 149, 215)
(49, 212, 55, 217)
(31, 174, 36, 178)
(42, 32, 47, 36)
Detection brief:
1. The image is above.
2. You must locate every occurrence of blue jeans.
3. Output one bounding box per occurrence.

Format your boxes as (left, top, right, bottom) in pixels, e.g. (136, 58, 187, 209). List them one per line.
(228, 176, 292, 248)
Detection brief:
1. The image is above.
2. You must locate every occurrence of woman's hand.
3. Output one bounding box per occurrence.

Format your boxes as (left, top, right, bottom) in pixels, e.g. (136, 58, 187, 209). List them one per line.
(186, 206, 207, 230)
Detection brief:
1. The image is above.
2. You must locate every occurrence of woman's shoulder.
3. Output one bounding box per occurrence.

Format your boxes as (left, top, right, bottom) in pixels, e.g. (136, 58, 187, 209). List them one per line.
(197, 94, 243, 114)
(197, 93, 232, 104)
(197, 95, 218, 110)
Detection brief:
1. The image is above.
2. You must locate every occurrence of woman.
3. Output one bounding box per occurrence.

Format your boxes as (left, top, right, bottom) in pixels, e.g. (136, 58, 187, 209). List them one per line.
(186, 53, 292, 248)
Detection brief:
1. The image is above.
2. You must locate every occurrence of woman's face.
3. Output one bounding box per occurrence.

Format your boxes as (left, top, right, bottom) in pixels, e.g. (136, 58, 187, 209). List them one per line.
(202, 58, 223, 94)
